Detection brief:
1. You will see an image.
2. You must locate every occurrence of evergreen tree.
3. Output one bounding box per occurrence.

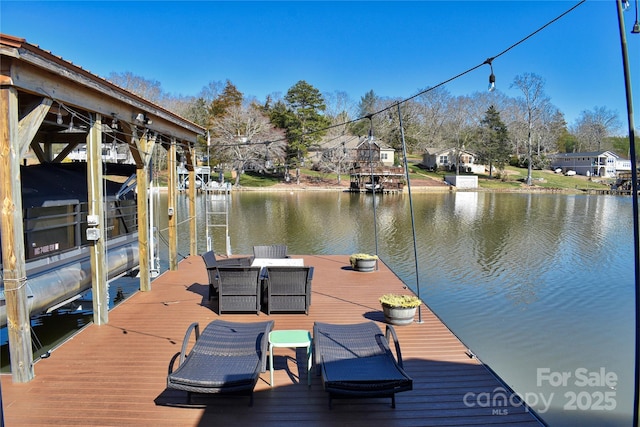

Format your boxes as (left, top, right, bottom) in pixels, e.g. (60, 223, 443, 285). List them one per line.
(268, 81, 330, 181)
(210, 80, 243, 118)
(477, 105, 511, 178)
(350, 90, 378, 136)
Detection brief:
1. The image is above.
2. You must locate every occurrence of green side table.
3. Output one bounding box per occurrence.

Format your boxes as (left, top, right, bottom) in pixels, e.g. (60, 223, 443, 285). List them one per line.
(268, 330, 312, 387)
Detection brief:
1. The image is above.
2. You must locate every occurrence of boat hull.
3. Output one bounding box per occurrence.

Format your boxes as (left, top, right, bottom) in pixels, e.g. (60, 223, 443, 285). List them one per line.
(0, 235, 139, 327)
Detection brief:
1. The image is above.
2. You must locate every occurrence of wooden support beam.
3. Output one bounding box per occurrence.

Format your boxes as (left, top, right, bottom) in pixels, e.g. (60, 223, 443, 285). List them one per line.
(18, 98, 52, 158)
(0, 86, 34, 382)
(86, 113, 108, 325)
(121, 122, 144, 168)
(52, 141, 80, 163)
(43, 142, 55, 162)
(10, 61, 202, 142)
(167, 138, 178, 270)
(135, 130, 155, 291)
(185, 146, 197, 256)
(30, 141, 46, 163)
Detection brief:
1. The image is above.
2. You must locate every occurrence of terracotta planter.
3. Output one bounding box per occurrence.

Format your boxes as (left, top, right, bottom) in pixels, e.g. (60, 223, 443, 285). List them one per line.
(382, 305, 417, 326)
(352, 258, 376, 272)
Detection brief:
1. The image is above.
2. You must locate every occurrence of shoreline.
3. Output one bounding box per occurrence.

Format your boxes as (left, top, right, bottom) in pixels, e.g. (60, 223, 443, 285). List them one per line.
(160, 182, 583, 194)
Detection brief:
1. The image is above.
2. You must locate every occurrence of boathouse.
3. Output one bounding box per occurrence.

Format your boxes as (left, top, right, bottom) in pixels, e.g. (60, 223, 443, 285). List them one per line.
(0, 33, 205, 382)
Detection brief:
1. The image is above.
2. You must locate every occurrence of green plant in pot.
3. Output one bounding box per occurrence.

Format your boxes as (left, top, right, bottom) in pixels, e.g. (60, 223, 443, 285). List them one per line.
(349, 253, 378, 272)
(379, 293, 422, 325)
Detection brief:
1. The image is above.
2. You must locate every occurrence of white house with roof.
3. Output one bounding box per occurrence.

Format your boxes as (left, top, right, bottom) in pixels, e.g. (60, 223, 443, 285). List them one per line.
(420, 147, 485, 173)
(550, 151, 631, 178)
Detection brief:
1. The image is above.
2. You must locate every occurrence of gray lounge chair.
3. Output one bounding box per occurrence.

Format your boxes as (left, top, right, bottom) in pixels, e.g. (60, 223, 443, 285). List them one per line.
(167, 319, 274, 406)
(313, 321, 412, 408)
(252, 244, 289, 259)
(217, 266, 262, 314)
(264, 266, 313, 314)
(201, 251, 251, 301)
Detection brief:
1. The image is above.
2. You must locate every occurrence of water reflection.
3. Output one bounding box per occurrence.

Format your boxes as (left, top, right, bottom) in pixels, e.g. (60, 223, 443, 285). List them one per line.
(172, 191, 630, 427)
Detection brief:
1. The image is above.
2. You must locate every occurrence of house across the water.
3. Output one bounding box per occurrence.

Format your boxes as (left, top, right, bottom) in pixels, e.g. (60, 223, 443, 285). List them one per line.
(550, 151, 631, 178)
(420, 147, 486, 174)
(349, 137, 404, 193)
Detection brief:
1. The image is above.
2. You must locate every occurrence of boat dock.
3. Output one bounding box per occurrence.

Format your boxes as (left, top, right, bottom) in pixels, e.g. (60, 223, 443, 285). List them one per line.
(0, 255, 545, 426)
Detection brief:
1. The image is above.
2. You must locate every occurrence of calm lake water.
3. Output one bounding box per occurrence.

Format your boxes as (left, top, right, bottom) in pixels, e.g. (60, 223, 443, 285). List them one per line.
(2, 190, 635, 426)
(174, 190, 634, 427)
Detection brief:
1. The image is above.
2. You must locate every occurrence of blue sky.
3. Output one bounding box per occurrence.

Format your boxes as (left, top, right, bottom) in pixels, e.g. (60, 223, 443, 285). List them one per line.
(1, 1, 638, 130)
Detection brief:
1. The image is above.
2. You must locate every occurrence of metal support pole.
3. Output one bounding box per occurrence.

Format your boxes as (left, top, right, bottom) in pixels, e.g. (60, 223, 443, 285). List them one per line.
(615, 1, 639, 425)
(397, 103, 423, 323)
(367, 116, 379, 268)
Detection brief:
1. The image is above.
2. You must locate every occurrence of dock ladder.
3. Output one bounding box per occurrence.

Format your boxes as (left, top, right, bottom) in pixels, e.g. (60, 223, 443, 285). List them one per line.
(204, 182, 232, 256)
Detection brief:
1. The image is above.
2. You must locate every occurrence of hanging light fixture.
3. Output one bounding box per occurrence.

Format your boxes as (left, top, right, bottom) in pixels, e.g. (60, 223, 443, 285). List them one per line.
(484, 57, 496, 92)
(51, 103, 67, 125)
(633, 0, 640, 33)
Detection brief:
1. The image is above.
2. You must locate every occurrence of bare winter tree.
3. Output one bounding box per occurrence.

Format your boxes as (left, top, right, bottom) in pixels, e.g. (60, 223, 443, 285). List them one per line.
(315, 135, 358, 184)
(323, 90, 357, 138)
(535, 105, 565, 157)
(107, 72, 163, 103)
(209, 104, 284, 186)
(443, 95, 477, 174)
(572, 106, 621, 152)
(510, 73, 551, 185)
(412, 86, 452, 151)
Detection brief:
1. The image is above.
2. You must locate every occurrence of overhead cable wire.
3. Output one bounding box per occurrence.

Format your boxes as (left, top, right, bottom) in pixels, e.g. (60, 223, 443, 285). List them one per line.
(360, 0, 587, 121)
(38, 1, 585, 158)
(209, 0, 586, 149)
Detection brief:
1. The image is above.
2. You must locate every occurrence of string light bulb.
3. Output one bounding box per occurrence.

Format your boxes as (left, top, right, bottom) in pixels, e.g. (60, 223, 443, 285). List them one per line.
(56, 110, 63, 125)
(484, 58, 496, 92)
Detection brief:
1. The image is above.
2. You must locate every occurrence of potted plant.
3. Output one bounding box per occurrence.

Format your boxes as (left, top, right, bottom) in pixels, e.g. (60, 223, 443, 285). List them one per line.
(349, 253, 378, 272)
(379, 293, 422, 325)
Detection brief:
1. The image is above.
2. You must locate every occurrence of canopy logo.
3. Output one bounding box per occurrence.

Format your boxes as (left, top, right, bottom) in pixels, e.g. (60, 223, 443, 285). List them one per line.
(463, 367, 618, 415)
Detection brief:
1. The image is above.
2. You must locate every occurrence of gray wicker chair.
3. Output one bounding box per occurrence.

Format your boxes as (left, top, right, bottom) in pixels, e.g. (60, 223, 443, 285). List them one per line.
(217, 266, 262, 314)
(201, 251, 251, 301)
(167, 319, 274, 406)
(252, 244, 289, 259)
(264, 266, 313, 314)
(313, 321, 413, 408)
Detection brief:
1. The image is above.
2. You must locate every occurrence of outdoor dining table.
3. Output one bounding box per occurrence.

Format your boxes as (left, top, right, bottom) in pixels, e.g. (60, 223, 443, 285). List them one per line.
(251, 258, 305, 279)
(251, 258, 305, 269)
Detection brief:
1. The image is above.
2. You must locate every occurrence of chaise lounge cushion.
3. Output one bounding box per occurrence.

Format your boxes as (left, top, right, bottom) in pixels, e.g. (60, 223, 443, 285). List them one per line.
(167, 319, 274, 404)
(313, 321, 412, 407)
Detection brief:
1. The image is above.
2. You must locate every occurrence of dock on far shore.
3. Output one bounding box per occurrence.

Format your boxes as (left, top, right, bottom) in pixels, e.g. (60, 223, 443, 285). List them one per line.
(0, 255, 544, 426)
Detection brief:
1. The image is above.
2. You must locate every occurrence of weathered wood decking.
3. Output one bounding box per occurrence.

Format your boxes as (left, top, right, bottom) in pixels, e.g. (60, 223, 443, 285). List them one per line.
(1, 255, 545, 426)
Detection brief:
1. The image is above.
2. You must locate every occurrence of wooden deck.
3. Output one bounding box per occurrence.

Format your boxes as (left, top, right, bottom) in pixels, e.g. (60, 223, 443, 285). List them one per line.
(1, 255, 545, 426)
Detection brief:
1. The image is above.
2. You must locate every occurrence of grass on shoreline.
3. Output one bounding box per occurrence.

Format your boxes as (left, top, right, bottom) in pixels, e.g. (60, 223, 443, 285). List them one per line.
(156, 165, 612, 192)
